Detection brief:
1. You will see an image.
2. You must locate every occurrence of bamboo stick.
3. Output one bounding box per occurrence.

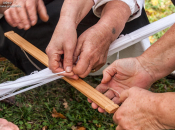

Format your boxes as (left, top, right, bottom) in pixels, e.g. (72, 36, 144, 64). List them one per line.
(4, 31, 119, 113)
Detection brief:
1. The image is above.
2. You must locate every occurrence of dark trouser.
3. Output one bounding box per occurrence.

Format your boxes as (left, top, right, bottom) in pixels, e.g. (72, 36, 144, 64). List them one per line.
(0, 0, 149, 75)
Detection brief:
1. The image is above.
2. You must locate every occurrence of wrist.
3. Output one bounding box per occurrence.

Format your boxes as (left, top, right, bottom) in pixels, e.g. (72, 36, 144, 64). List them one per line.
(136, 55, 158, 83)
(157, 93, 175, 129)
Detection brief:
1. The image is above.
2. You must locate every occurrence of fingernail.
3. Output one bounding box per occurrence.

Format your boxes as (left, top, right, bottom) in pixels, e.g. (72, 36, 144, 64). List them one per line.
(66, 66, 72, 73)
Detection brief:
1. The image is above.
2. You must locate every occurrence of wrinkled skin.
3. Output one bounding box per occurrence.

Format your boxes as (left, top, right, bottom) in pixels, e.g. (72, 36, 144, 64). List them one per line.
(114, 87, 168, 130)
(88, 57, 155, 113)
(4, 0, 48, 30)
(73, 24, 112, 78)
(0, 119, 19, 130)
(46, 18, 78, 79)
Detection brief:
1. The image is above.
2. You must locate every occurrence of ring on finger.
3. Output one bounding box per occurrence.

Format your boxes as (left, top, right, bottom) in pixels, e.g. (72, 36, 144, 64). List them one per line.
(91, 69, 96, 73)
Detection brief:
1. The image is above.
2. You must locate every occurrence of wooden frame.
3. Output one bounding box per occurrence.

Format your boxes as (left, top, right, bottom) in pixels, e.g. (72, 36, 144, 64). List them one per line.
(4, 31, 119, 113)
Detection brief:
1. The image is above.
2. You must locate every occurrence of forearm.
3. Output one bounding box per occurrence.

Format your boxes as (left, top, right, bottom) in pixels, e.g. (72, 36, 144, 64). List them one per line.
(59, 0, 94, 28)
(0, 0, 13, 13)
(157, 92, 175, 129)
(138, 24, 175, 81)
(96, 0, 131, 42)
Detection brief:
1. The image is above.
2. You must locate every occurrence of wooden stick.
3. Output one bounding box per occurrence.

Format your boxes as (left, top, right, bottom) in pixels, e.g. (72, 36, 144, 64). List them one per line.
(4, 31, 119, 113)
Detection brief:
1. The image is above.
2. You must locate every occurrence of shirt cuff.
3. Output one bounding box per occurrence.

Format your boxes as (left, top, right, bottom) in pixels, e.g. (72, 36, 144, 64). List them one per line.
(92, 0, 144, 22)
(0, 14, 3, 19)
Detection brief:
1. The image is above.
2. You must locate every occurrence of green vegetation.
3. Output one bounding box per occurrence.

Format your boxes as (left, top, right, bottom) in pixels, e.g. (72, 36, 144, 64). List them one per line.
(1, 0, 175, 129)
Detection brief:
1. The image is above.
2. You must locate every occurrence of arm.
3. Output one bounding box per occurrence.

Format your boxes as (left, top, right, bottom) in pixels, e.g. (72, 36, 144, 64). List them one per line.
(89, 13, 175, 113)
(73, 0, 131, 77)
(137, 23, 175, 82)
(113, 87, 175, 129)
(46, 0, 94, 77)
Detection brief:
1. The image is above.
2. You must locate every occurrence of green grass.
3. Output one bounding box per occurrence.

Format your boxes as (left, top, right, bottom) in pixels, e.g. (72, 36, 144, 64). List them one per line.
(1, 0, 175, 129)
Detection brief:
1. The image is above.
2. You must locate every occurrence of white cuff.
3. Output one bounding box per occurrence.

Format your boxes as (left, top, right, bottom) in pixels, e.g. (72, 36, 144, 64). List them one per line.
(93, 0, 144, 22)
(93, 0, 112, 18)
(0, 14, 3, 19)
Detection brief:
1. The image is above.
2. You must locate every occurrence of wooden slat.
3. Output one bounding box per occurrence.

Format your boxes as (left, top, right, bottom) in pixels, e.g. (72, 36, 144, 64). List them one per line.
(4, 31, 119, 113)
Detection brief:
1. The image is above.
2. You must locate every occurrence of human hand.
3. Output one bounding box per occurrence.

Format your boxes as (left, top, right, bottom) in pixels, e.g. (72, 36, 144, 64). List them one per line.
(88, 57, 155, 113)
(73, 24, 112, 78)
(46, 18, 78, 79)
(4, 0, 49, 30)
(0, 118, 19, 130)
(113, 87, 168, 130)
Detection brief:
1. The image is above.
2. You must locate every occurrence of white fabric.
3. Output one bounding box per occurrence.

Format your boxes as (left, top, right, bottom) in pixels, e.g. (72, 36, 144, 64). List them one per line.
(0, 13, 175, 100)
(93, 0, 143, 21)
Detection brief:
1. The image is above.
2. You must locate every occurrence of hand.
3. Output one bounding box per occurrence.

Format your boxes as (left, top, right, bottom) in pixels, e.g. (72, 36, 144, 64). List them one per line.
(88, 57, 155, 113)
(73, 24, 112, 78)
(113, 87, 167, 130)
(46, 18, 78, 79)
(0, 118, 19, 130)
(4, 0, 49, 30)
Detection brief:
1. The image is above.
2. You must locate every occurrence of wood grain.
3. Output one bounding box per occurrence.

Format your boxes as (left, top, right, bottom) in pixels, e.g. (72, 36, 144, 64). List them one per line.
(4, 31, 119, 113)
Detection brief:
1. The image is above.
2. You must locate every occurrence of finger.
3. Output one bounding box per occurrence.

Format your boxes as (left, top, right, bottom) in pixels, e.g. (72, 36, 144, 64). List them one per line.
(73, 54, 90, 76)
(116, 125, 123, 130)
(101, 61, 118, 84)
(47, 53, 63, 73)
(8, 122, 19, 130)
(4, 10, 15, 27)
(98, 107, 105, 113)
(119, 89, 129, 103)
(112, 97, 121, 105)
(79, 63, 93, 78)
(16, 1, 30, 30)
(113, 112, 118, 125)
(37, 0, 49, 22)
(87, 98, 92, 103)
(9, 7, 20, 27)
(26, 0, 37, 26)
(96, 83, 109, 94)
(63, 46, 75, 73)
(73, 39, 83, 63)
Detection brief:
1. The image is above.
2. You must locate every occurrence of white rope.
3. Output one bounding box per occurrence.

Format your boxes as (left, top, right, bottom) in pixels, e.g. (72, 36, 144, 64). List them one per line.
(0, 13, 175, 100)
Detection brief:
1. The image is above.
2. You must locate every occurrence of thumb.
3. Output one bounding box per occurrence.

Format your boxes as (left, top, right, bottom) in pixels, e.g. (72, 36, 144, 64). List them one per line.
(37, 0, 49, 22)
(64, 47, 74, 73)
(119, 89, 130, 103)
(115, 125, 123, 130)
(101, 61, 118, 84)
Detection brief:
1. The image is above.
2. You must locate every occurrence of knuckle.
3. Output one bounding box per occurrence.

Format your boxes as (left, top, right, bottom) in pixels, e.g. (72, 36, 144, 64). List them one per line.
(64, 58, 73, 64)
(45, 47, 51, 55)
(26, 3, 32, 10)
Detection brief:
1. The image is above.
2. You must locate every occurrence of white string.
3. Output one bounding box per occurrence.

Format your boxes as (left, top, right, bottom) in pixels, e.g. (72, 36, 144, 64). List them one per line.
(0, 68, 65, 100)
(0, 13, 175, 100)
(108, 88, 120, 97)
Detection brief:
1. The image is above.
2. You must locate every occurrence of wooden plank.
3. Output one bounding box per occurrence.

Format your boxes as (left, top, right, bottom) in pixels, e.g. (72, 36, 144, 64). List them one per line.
(4, 31, 119, 113)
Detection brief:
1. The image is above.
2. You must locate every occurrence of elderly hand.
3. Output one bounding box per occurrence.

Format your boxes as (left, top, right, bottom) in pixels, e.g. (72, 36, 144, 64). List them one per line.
(0, 119, 19, 130)
(113, 87, 170, 130)
(46, 18, 78, 79)
(88, 57, 155, 113)
(73, 24, 113, 78)
(4, 0, 48, 30)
